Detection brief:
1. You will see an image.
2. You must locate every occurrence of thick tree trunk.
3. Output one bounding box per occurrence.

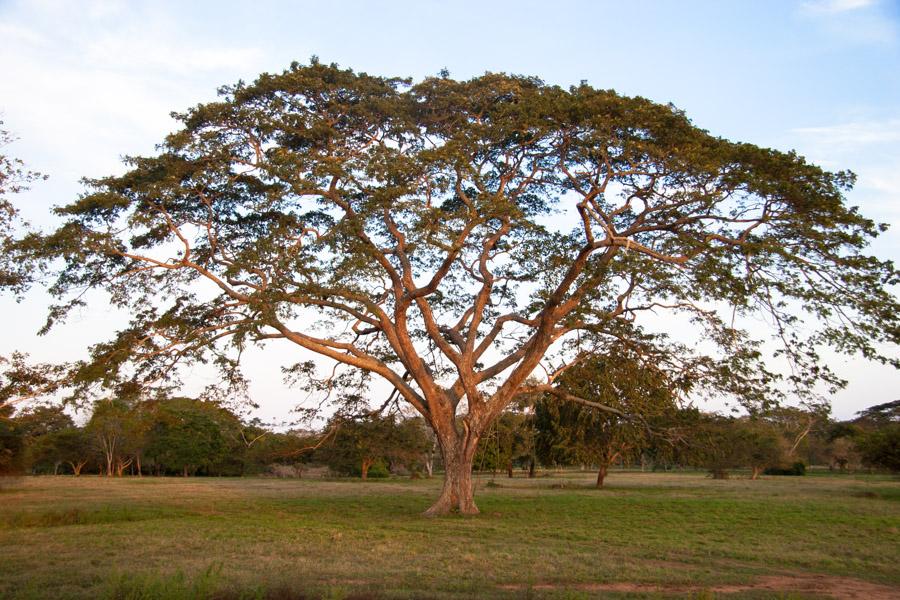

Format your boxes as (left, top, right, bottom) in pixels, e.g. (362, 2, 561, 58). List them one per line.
(506, 460, 513, 479)
(361, 458, 373, 480)
(528, 457, 536, 478)
(424, 431, 480, 516)
(751, 466, 762, 480)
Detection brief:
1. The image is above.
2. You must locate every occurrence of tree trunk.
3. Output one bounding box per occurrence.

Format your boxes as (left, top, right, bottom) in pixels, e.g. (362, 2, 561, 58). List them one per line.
(361, 458, 372, 480)
(425, 438, 436, 477)
(596, 464, 608, 488)
(115, 458, 132, 477)
(751, 466, 761, 480)
(528, 457, 535, 478)
(183, 465, 189, 477)
(506, 460, 513, 479)
(424, 431, 480, 516)
(136, 454, 142, 478)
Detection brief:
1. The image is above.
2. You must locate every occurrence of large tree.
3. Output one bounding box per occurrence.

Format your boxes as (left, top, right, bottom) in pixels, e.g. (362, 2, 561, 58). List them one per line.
(8, 61, 898, 513)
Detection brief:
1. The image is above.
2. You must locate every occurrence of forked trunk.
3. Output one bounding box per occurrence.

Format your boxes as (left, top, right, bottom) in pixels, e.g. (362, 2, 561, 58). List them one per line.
(751, 466, 762, 480)
(115, 458, 132, 477)
(69, 461, 86, 477)
(424, 431, 480, 516)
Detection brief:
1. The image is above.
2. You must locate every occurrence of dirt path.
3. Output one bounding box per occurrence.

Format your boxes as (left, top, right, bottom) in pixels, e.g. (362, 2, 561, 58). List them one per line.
(499, 573, 900, 598)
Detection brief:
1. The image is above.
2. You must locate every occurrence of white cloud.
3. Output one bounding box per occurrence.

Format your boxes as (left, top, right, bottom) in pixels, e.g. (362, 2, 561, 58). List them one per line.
(791, 119, 900, 149)
(0, 22, 49, 45)
(0, 2, 267, 182)
(798, 0, 896, 44)
(802, 0, 876, 14)
(787, 118, 900, 240)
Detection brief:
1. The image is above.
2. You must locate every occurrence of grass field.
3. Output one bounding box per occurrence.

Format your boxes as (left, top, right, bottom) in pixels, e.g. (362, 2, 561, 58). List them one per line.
(1, 470, 898, 599)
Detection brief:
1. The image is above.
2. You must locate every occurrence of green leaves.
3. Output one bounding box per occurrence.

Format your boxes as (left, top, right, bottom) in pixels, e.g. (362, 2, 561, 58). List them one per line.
(2, 60, 895, 423)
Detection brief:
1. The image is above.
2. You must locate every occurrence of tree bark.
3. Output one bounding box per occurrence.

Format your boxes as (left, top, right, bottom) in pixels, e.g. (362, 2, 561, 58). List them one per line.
(751, 466, 761, 480)
(596, 464, 608, 488)
(506, 460, 513, 479)
(528, 457, 536, 478)
(361, 458, 373, 480)
(424, 429, 480, 516)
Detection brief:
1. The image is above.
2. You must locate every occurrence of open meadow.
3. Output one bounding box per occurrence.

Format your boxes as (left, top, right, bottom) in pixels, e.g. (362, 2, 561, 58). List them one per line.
(1, 471, 898, 599)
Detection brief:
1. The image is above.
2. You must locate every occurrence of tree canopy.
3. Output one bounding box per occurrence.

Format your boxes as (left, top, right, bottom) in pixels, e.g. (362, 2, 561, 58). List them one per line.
(6, 60, 898, 513)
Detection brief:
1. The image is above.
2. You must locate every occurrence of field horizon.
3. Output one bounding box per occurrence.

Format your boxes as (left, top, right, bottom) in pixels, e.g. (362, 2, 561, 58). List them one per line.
(1, 470, 898, 599)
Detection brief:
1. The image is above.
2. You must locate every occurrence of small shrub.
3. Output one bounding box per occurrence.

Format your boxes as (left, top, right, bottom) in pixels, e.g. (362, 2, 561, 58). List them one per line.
(365, 462, 390, 479)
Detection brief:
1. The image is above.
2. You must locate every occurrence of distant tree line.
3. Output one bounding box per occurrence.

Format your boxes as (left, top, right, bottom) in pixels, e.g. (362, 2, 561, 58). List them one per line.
(1, 393, 897, 481)
(0, 396, 435, 478)
(477, 398, 900, 483)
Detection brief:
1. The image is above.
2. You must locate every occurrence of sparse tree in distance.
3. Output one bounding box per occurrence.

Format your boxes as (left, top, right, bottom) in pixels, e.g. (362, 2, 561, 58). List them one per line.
(86, 398, 146, 476)
(322, 413, 429, 479)
(6, 61, 898, 513)
(856, 424, 900, 472)
(534, 353, 678, 487)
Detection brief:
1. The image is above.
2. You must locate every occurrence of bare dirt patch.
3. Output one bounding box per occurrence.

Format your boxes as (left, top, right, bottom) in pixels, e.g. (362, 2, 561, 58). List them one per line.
(499, 574, 900, 598)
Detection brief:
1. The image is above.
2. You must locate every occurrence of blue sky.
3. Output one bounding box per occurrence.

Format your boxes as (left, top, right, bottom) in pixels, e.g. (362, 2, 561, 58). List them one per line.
(1, 0, 898, 421)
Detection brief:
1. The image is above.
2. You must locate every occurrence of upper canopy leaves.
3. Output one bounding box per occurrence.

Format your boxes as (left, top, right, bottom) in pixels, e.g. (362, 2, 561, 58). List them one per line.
(8, 60, 897, 421)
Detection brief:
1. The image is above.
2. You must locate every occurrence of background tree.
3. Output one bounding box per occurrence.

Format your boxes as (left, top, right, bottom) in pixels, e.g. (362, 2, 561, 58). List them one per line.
(689, 415, 786, 479)
(143, 398, 233, 477)
(475, 409, 532, 478)
(42, 427, 93, 476)
(856, 424, 900, 472)
(9, 61, 899, 513)
(741, 420, 788, 479)
(855, 400, 900, 426)
(15, 404, 75, 474)
(759, 404, 828, 461)
(534, 352, 678, 487)
(0, 403, 24, 475)
(321, 413, 428, 479)
(86, 398, 144, 476)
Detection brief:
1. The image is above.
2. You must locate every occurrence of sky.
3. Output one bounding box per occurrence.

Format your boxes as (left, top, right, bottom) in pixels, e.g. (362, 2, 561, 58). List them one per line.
(0, 0, 898, 422)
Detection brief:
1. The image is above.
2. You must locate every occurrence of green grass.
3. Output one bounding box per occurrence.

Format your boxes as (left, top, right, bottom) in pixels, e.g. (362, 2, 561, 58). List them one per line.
(0, 471, 898, 598)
